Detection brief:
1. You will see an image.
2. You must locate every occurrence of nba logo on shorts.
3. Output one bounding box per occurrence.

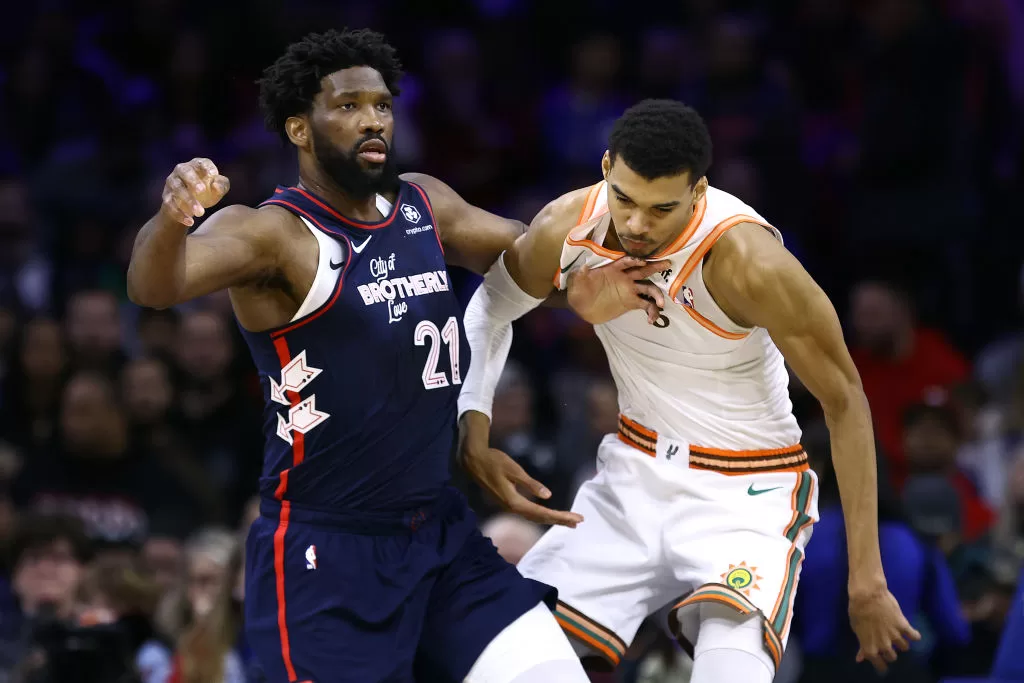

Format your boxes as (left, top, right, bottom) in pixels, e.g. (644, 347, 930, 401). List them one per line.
(400, 204, 421, 223)
(305, 544, 317, 570)
(677, 286, 695, 308)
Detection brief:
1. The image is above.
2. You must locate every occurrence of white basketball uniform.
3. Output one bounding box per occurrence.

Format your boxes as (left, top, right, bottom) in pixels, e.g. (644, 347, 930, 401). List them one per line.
(517, 181, 818, 671)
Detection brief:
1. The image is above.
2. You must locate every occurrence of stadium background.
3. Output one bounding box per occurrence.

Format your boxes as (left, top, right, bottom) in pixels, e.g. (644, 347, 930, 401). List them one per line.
(1, 0, 1023, 681)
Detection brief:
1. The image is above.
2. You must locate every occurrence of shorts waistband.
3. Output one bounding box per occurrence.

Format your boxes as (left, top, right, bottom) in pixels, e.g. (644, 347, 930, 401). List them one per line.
(616, 414, 808, 476)
(260, 494, 452, 534)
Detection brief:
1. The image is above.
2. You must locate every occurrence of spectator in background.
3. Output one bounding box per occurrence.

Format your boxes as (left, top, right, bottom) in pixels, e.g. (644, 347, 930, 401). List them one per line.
(174, 311, 260, 521)
(121, 356, 220, 525)
(950, 381, 1011, 511)
(0, 317, 67, 453)
(151, 528, 237, 683)
(65, 289, 125, 375)
(540, 33, 626, 185)
(135, 308, 180, 367)
(13, 370, 201, 550)
(170, 540, 246, 683)
(849, 279, 970, 486)
(480, 514, 542, 566)
(902, 402, 996, 545)
(0, 179, 51, 314)
(0, 513, 91, 678)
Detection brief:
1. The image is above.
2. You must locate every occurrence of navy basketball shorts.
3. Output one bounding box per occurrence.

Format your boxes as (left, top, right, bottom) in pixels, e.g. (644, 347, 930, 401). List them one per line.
(244, 488, 553, 683)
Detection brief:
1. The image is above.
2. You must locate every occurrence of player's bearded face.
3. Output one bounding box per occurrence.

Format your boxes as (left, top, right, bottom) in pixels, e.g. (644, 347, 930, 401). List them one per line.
(312, 124, 399, 200)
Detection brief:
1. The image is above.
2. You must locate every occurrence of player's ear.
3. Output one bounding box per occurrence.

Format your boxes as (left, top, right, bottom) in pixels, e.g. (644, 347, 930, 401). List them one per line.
(601, 151, 611, 179)
(285, 116, 310, 150)
(693, 176, 708, 202)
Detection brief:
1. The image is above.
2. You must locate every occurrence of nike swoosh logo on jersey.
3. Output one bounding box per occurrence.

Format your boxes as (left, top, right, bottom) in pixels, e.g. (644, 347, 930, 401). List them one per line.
(747, 484, 783, 496)
(351, 235, 372, 254)
(560, 252, 584, 274)
(329, 260, 343, 270)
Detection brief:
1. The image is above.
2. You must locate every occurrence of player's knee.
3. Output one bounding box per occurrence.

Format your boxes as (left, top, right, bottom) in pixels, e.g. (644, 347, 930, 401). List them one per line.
(464, 602, 588, 683)
(689, 603, 774, 683)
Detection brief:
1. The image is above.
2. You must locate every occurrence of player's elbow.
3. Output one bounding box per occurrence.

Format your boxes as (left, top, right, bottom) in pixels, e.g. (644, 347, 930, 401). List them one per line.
(126, 271, 176, 310)
(819, 377, 868, 424)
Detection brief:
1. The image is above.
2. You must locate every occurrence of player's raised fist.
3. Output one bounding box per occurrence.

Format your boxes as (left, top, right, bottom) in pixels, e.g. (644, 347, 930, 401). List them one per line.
(567, 256, 671, 326)
(160, 158, 231, 227)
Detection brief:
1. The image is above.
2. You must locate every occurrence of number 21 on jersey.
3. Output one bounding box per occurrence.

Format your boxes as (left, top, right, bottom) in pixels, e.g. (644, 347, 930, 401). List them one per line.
(415, 316, 461, 390)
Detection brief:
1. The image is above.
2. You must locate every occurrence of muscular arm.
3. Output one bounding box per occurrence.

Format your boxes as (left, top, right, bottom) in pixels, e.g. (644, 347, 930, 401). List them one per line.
(705, 223, 885, 597)
(127, 206, 286, 308)
(400, 172, 527, 275)
(127, 159, 287, 309)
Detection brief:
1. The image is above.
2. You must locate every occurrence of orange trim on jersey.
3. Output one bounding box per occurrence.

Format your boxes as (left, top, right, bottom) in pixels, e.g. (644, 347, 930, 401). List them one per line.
(770, 474, 815, 641)
(668, 214, 772, 302)
(576, 183, 604, 226)
(682, 304, 750, 340)
(654, 194, 708, 257)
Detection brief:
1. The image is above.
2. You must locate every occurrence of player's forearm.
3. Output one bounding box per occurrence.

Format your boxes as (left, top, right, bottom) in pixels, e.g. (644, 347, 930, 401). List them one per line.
(127, 208, 189, 309)
(824, 387, 887, 596)
(457, 253, 544, 425)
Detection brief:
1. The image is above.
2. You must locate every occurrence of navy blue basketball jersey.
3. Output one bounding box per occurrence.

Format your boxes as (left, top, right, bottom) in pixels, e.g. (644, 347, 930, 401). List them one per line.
(239, 182, 469, 515)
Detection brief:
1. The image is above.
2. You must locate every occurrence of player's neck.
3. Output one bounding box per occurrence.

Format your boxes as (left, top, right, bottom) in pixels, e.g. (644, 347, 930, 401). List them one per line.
(298, 169, 389, 223)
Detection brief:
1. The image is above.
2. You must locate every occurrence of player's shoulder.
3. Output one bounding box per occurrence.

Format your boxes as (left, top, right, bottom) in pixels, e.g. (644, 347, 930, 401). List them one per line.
(526, 185, 596, 248)
(195, 202, 304, 246)
(397, 172, 451, 206)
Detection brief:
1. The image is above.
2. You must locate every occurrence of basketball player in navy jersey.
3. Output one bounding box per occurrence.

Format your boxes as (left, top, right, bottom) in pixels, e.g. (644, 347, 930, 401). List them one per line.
(127, 29, 589, 683)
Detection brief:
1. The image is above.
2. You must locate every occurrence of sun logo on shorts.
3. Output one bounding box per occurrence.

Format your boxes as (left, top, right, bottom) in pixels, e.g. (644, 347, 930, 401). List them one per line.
(722, 561, 762, 596)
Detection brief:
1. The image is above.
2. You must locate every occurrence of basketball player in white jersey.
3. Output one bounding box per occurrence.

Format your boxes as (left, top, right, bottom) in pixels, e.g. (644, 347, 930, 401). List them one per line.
(457, 100, 920, 683)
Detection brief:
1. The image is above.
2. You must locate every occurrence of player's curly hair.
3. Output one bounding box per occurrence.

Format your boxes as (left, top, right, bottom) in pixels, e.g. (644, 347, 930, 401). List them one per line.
(258, 28, 404, 142)
(608, 99, 712, 183)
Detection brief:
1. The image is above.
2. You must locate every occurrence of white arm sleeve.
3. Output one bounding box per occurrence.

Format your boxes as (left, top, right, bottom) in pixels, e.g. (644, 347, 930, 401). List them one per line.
(458, 253, 545, 421)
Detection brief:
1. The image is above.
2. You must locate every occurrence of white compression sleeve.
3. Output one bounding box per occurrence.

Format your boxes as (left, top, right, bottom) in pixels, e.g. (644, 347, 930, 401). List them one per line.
(458, 254, 545, 421)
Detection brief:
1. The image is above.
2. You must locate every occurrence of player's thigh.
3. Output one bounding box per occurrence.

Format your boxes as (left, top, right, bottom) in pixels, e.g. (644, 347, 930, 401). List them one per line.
(665, 470, 818, 671)
(517, 460, 671, 670)
(245, 516, 429, 683)
(414, 525, 553, 683)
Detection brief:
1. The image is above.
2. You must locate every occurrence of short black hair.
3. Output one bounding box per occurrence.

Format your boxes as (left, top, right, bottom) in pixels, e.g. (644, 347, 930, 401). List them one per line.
(608, 99, 712, 182)
(11, 512, 92, 568)
(258, 28, 404, 142)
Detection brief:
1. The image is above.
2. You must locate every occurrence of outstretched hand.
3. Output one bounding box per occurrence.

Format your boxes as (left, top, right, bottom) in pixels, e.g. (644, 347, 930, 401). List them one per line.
(566, 256, 672, 325)
(849, 587, 922, 673)
(461, 446, 583, 528)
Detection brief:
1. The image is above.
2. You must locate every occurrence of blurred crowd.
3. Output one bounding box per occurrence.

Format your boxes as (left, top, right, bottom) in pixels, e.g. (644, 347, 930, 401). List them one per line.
(1, 0, 1023, 681)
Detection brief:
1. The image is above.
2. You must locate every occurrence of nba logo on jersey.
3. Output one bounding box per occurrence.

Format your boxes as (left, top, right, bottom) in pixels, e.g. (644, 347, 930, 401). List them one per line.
(677, 285, 695, 308)
(305, 544, 317, 570)
(400, 204, 421, 223)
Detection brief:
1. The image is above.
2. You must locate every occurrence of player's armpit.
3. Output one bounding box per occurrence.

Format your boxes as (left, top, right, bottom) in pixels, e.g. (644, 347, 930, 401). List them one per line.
(399, 172, 526, 275)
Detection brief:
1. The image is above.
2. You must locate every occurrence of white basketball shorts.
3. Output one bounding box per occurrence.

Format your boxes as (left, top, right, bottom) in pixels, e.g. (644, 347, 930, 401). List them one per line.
(518, 419, 818, 671)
